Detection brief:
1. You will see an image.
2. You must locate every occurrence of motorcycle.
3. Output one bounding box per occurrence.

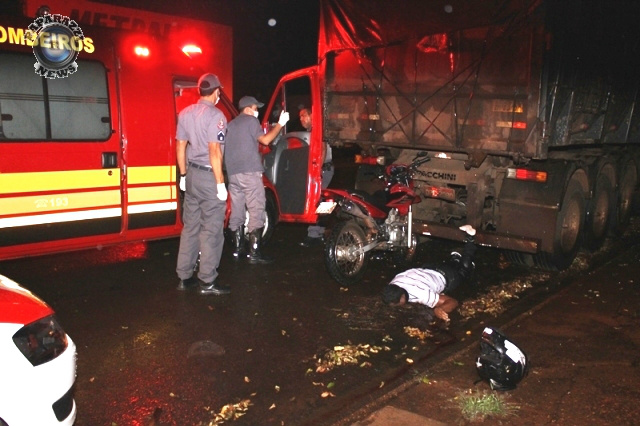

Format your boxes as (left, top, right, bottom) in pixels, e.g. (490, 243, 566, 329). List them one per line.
(317, 152, 431, 286)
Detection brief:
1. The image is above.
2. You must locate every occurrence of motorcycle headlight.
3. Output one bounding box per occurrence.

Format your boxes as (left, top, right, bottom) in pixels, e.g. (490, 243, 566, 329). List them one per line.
(12, 315, 68, 366)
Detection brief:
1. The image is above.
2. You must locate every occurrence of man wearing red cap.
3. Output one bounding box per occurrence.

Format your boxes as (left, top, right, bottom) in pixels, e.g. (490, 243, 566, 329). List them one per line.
(175, 73, 230, 295)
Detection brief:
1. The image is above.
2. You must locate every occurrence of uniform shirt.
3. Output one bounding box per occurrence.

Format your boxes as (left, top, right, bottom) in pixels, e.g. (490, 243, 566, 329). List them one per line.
(224, 113, 264, 176)
(176, 99, 227, 166)
(389, 268, 447, 308)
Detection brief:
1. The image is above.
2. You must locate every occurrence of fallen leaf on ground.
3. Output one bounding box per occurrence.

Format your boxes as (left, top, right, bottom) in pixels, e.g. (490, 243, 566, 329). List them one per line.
(207, 399, 252, 425)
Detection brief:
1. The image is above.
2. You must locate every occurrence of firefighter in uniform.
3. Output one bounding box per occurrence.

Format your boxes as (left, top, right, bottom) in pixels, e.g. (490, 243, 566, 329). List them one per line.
(224, 96, 290, 264)
(175, 73, 230, 295)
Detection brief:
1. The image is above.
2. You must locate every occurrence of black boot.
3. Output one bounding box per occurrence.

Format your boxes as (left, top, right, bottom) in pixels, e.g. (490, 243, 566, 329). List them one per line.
(232, 226, 245, 260)
(248, 228, 273, 264)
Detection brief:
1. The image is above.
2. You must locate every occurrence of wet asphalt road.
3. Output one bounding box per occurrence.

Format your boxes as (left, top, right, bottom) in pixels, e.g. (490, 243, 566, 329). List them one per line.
(2, 148, 638, 426)
(0, 223, 454, 426)
(2, 218, 637, 426)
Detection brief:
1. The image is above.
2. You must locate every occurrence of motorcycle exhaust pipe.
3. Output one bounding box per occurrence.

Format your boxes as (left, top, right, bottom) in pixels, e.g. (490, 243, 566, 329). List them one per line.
(341, 200, 378, 232)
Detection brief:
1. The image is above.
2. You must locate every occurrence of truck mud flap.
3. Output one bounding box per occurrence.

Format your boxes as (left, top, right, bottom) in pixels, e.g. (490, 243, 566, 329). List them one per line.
(498, 161, 572, 254)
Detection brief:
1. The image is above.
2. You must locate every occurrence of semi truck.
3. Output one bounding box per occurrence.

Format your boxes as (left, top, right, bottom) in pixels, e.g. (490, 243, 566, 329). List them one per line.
(261, 0, 640, 270)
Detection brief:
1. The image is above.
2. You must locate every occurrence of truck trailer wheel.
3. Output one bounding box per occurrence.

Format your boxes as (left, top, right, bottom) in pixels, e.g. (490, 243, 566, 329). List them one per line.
(610, 160, 637, 236)
(536, 180, 585, 270)
(584, 170, 614, 251)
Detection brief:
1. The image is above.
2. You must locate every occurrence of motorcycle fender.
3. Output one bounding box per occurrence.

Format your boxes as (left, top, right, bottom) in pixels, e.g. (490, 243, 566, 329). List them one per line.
(323, 188, 388, 219)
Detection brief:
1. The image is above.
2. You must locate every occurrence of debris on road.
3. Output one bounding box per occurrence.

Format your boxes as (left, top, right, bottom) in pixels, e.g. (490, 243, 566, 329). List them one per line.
(207, 399, 251, 425)
(458, 278, 543, 319)
(315, 343, 390, 373)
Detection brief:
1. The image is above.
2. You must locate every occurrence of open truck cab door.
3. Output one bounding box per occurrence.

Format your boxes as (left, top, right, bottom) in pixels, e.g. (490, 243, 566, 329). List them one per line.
(260, 67, 323, 224)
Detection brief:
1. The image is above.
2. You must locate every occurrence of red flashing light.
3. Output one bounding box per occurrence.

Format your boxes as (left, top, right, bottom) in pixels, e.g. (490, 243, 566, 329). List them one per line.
(134, 46, 150, 57)
(513, 121, 527, 129)
(182, 44, 202, 58)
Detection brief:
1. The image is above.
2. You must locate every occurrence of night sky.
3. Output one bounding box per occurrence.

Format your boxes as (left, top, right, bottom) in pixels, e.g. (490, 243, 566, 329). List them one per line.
(99, 0, 321, 103)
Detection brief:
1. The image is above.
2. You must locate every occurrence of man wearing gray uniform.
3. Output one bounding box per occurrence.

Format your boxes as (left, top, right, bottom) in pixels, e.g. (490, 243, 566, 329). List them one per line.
(225, 96, 289, 264)
(175, 73, 230, 295)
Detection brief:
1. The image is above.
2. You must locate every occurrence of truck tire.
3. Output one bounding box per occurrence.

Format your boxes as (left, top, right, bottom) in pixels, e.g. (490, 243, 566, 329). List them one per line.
(503, 250, 534, 268)
(610, 160, 637, 236)
(584, 170, 614, 251)
(324, 220, 369, 286)
(536, 179, 585, 270)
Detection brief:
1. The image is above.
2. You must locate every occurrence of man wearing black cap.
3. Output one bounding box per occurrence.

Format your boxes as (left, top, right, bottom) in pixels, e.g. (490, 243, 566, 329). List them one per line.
(224, 96, 290, 264)
(175, 73, 230, 295)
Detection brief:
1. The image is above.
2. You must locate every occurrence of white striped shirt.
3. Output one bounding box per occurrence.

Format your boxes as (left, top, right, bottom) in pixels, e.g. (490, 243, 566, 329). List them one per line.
(389, 268, 447, 308)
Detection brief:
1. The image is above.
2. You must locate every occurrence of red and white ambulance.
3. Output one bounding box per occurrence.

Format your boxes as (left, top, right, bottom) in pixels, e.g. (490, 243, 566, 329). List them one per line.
(0, 0, 235, 260)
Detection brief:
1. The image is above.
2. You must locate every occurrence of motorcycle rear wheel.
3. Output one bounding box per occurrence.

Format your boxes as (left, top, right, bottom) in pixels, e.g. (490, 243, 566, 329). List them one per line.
(324, 220, 369, 286)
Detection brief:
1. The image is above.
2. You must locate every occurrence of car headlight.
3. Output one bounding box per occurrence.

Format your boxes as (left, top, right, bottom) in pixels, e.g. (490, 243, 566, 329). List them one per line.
(12, 315, 68, 366)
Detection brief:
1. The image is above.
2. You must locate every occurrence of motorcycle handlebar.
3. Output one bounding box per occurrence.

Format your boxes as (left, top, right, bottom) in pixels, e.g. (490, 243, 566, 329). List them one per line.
(411, 155, 430, 169)
(382, 154, 430, 180)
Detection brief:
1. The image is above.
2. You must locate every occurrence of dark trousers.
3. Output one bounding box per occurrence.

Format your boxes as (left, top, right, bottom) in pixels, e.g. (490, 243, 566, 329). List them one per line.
(427, 240, 477, 293)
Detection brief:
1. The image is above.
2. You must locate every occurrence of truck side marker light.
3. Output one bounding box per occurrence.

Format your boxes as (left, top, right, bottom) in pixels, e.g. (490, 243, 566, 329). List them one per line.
(507, 168, 547, 183)
(496, 121, 527, 129)
(354, 155, 385, 165)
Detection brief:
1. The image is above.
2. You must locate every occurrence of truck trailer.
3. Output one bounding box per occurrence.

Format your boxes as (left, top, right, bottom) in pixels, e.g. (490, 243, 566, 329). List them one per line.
(262, 0, 640, 270)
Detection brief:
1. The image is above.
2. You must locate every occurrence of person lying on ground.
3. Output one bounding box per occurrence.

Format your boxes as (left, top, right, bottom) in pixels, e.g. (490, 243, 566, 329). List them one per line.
(382, 225, 477, 321)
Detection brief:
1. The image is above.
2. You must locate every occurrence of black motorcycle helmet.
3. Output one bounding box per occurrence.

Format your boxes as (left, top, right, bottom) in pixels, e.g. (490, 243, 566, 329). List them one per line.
(476, 327, 528, 390)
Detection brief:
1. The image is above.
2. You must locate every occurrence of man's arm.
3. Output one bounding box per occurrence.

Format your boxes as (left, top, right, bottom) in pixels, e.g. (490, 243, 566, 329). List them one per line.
(258, 110, 289, 146)
(433, 294, 459, 321)
(257, 123, 283, 146)
(208, 142, 224, 184)
(176, 139, 188, 175)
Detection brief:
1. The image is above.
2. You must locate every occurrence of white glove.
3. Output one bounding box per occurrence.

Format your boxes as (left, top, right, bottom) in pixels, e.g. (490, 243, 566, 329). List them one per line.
(216, 183, 228, 201)
(459, 224, 476, 236)
(179, 175, 186, 192)
(278, 110, 290, 126)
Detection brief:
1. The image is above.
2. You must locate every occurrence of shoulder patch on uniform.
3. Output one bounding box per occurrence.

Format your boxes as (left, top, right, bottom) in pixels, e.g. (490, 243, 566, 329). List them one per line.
(217, 119, 225, 129)
(217, 131, 225, 141)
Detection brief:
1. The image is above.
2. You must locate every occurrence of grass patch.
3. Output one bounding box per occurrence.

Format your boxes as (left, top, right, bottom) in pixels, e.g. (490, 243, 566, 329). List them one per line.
(456, 389, 519, 421)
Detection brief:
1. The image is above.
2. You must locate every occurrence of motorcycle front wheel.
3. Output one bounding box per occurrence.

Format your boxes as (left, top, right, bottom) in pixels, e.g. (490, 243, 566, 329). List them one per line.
(324, 220, 369, 286)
